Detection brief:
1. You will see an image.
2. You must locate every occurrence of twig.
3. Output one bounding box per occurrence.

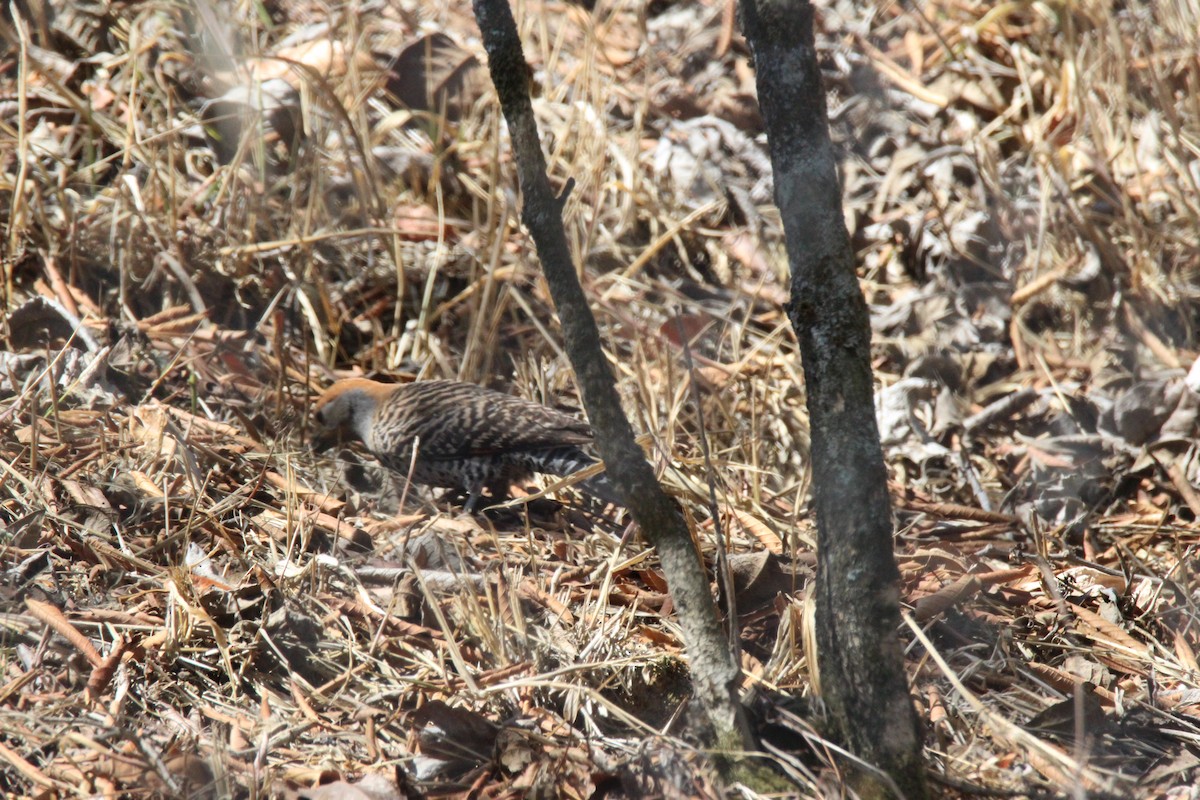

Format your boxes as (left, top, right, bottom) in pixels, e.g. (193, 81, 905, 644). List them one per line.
(26, 597, 104, 668)
(963, 387, 1038, 434)
(675, 312, 739, 653)
(1162, 457, 1200, 520)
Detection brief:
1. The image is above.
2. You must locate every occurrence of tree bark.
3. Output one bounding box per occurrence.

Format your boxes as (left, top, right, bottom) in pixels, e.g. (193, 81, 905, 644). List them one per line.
(471, 0, 754, 760)
(739, 1, 928, 797)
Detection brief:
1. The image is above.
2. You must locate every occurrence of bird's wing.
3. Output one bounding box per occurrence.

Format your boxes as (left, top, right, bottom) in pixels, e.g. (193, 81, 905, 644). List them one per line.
(400, 381, 594, 460)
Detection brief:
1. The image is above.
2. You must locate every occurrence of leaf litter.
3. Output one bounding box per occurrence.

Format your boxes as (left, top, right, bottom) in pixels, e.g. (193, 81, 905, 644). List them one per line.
(1, 0, 1198, 796)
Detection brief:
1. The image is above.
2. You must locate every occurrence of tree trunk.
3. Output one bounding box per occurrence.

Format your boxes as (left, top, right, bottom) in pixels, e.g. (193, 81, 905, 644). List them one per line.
(739, 1, 928, 797)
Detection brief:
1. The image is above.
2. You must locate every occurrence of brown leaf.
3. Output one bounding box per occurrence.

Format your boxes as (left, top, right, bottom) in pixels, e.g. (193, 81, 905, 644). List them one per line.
(1024, 683, 1109, 741)
(410, 701, 498, 777)
(283, 772, 405, 800)
(392, 204, 447, 241)
(726, 551, 798, 609)
(912, 575, 982, 622)
(85, 636, 126, 701)
(380, 32, 483, 121)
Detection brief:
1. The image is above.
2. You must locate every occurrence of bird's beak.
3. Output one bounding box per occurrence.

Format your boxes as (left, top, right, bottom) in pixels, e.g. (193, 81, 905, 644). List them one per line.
(310, 428, 341, 453)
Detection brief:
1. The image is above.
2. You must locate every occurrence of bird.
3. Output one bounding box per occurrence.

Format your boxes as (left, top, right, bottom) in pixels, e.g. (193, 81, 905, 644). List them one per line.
(312, 378, 621, 512)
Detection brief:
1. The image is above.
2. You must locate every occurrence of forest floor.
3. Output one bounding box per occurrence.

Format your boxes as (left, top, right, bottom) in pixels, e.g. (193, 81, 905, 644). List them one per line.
(2, 0, 1199, 797)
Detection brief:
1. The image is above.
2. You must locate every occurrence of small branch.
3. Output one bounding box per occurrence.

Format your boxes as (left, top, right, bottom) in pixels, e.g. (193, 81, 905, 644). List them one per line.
(26, 597, 104, 668)
(675, 312, 739, 655)
(963, 387, 1038, 434)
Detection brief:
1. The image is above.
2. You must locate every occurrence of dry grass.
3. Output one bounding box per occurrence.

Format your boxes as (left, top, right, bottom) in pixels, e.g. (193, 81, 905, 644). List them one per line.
(1, 0, 1198, 797)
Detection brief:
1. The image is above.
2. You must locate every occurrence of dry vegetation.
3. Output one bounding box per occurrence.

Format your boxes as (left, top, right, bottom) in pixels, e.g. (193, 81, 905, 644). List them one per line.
(1, 0, 1199, 797)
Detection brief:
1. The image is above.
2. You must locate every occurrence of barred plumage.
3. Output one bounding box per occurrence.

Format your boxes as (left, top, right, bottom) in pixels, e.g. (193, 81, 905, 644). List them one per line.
(313, 378, 619, 511)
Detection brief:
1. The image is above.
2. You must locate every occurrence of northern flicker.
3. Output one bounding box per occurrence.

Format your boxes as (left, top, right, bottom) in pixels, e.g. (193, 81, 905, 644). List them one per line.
(312, 378, 621, 512)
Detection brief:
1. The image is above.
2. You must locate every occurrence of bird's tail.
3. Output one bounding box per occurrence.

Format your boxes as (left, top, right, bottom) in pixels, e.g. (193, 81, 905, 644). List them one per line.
(578, 471, 623, 508)
(537, 447, 624, 507)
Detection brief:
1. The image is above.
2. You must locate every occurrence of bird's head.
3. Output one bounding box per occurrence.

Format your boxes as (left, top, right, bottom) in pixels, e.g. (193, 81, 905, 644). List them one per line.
(311, 378, 392, 451)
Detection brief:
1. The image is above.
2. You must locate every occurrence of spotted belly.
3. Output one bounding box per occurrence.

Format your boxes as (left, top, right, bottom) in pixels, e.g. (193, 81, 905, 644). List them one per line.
(380, 448, 532, 493)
